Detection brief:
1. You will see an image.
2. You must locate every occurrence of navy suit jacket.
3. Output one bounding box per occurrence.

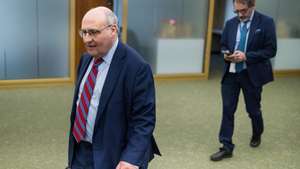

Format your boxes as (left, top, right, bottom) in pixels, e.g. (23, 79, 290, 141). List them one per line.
(221, 11, 277, 86)
(68, 42, 160, 169)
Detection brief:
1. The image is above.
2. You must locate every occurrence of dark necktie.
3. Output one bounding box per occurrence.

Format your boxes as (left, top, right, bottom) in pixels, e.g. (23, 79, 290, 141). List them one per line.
(72, 57, 103, 143)
(236, 21, 249, 72)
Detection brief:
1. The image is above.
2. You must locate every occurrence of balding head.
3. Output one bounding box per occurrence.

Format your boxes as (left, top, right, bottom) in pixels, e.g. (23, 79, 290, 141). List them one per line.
(82, 7, 118, 29)
(80, 6, 119, 58)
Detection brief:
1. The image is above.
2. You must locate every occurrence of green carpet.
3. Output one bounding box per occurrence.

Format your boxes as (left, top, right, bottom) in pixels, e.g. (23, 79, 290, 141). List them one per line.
(0, 76, 299, 169)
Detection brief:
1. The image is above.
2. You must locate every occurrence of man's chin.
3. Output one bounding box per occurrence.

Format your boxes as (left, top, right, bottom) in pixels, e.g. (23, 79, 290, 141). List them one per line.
(86, 50, 98, 57)
(239, 16, 249, 22)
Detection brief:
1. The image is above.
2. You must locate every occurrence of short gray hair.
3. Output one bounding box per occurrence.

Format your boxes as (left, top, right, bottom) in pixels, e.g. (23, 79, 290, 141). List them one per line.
(105, 10, 118, 26)
(233, 0, 255, 7)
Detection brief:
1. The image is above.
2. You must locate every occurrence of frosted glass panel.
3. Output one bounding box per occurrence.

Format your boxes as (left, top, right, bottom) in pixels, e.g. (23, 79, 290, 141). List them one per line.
(0, 0, 69, 80)
(256, 0, 300, 38)
(0, 13, 4, 79)
(1, 0, 38, 79)
(255, 0, 300, 70)
(38, 0, 69, 78)
(255, 0, 280, 21)
(114, 0, 123, 28)
(127, 0, 209, 74)
(0, 48, 4, 79)
(127, 0, 155, 70)
(276, 0, 300, 38)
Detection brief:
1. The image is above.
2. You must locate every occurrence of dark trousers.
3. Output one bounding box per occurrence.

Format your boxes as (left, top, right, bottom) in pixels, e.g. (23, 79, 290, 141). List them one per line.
(71, 141, 94, 169)
(71, 141, 149, 169)
(219, 70, 264, 151)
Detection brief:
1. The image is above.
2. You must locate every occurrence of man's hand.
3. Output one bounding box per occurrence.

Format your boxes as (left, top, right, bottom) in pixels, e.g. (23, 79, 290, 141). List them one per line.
(116, 161, 139, 169)
(224, 53, 235, 62)
(232, 50, 247, 63)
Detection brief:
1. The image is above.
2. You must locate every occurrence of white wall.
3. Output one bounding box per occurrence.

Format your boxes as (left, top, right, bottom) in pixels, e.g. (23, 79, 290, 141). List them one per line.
(274, 39, 300, 70)
(156, 39, 204, 74)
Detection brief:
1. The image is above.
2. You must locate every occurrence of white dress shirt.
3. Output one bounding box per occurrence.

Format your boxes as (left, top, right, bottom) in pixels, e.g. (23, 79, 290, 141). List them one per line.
(76, 38, 119, 143)
(229, 10, 254, 73)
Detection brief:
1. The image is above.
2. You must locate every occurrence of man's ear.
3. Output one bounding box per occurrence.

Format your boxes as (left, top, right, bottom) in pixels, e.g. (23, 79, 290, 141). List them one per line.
(111, 25, 118, 36)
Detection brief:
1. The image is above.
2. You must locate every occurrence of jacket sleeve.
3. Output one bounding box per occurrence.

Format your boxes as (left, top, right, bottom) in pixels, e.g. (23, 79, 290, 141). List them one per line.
(221, 22, 232, 64)
(120, 63, 156, 166)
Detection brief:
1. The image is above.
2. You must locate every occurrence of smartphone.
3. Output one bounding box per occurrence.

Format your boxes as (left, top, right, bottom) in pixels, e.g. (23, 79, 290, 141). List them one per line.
(221, 50, 232, 55)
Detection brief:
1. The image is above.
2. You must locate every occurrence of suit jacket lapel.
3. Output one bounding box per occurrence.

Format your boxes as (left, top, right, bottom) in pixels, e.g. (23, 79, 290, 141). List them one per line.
(247, 11, 260, 50)
(75, 56, 93, 96)
(94, 42, 126, 129)
(230, 18, 239, 51)
(71, 55, 92, 121)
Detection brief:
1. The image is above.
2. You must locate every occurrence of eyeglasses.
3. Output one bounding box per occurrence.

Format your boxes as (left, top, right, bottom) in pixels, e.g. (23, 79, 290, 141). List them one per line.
(233, 8, 249, 14)
(79, 25, 112, 38)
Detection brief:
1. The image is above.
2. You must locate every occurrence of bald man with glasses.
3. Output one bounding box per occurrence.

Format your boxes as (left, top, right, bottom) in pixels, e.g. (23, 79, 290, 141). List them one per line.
(66, 7, 160, 169)
(210, 0, 277, 161)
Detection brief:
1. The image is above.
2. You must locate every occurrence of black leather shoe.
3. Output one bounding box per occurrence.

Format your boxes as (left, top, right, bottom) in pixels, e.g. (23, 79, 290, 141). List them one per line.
(210, 148, 233, 161)
(250, 136, 261, 147)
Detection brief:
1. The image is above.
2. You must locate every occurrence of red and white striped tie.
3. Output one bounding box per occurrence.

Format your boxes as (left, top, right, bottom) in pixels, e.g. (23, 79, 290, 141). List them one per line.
(72, 57, 103, 143)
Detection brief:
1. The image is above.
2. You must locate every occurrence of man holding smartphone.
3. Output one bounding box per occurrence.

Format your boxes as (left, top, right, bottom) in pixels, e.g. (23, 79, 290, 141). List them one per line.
(210, 0, 277, 161)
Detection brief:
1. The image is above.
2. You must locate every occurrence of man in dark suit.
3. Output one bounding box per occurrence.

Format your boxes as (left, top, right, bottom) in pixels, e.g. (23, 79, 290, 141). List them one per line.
(67, 7, 160, 169)
(210, 0, 277, 161)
